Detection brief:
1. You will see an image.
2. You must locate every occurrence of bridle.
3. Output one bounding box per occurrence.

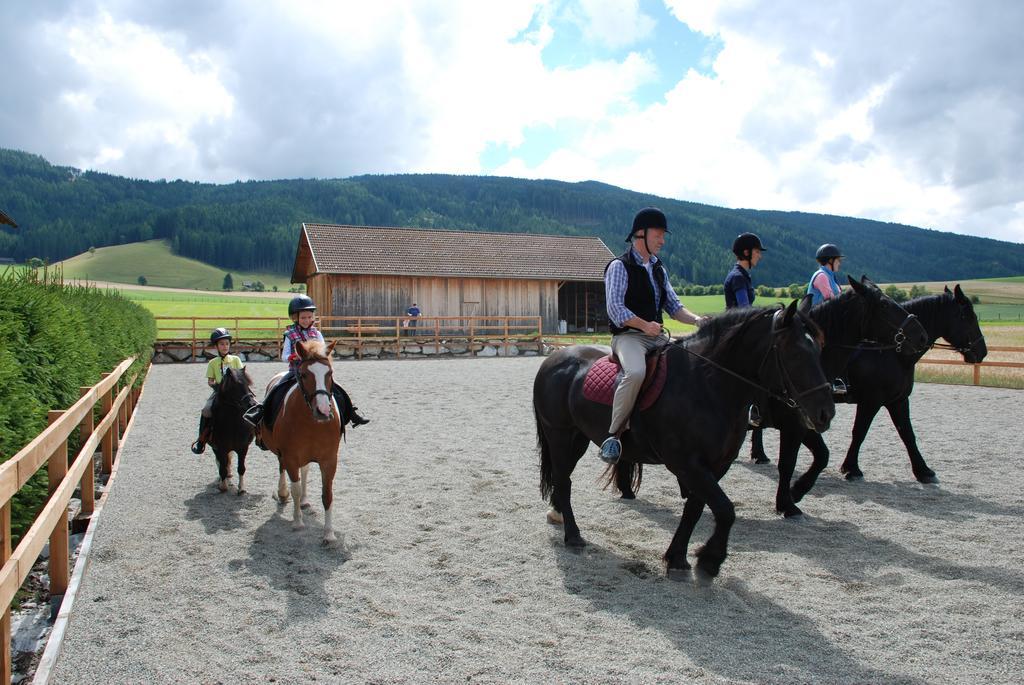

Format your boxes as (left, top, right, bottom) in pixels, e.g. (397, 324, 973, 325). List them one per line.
(216, 373, 258, 412)
(296, 358, 335, 419)
(673, 309, 830, 427)
(837, 303, 926, 355)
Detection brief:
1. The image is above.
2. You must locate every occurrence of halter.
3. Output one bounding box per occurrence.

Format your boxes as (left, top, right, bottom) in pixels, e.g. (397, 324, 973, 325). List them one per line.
(673, 309, 830, 427)
(930, 335, 985, 357)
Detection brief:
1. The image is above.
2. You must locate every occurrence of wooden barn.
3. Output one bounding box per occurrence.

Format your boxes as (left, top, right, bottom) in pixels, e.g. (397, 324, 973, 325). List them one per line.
(290, 223, 614, 334)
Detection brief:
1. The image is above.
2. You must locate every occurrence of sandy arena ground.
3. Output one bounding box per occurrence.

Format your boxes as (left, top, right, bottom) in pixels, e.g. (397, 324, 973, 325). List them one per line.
(49, 358, 1023, 684)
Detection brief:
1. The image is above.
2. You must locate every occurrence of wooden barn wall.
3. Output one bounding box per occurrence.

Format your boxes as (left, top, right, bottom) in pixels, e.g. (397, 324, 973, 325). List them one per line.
(307, 275, 564, 333)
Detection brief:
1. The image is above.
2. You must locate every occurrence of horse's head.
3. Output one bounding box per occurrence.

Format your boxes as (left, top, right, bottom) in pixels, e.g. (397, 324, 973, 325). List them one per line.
(760, 299, 835, 432)
(848, 275, 929, 357)
(295, 339, 338, 422)
(939, 284, 987, 363)
(218, 367, 258, 412)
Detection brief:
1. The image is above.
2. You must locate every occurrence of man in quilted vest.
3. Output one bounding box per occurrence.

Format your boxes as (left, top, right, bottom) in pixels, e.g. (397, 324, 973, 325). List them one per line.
(599, 208, 707, 464)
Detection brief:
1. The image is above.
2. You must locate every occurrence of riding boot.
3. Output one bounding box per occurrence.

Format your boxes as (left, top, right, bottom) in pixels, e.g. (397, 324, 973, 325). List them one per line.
(191, 415, 211, 454)
(332, 385, 370, 430)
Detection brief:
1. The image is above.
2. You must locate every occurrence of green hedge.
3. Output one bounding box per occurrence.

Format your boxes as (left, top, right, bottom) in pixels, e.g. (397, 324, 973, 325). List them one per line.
(0, 267, 155, 542)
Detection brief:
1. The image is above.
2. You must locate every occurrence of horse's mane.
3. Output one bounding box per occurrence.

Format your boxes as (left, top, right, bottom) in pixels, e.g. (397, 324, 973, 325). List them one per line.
(298, 339, 329, 361)
(808, 288, 864, 344)
(674, 305, 779, 356)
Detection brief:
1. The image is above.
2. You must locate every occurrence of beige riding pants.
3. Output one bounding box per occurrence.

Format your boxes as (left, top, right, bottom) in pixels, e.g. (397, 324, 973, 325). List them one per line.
(608, 330, 668, 435)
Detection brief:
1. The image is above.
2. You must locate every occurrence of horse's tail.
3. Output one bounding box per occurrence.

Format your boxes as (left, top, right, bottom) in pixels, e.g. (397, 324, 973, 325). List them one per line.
(536, 404, 554, 501)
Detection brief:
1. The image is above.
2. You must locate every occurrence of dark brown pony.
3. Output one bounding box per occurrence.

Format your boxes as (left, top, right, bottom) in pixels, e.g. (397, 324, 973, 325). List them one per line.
(259, 339, 342, 543)
(209, 366, 257, 494)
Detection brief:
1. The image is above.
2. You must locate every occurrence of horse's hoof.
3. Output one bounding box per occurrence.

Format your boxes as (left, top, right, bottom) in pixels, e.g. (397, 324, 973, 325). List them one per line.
(751, 454, 770, 465)
(237, 489, 246, 496)
(666, 566, 691, 582)
(782, 508, 804, 520)
(322, 535, 337, 546)
(844, 471, 864, 481)
(300, 502, 313, 511)
(546, 510, 564, 525)
(218, 481, 228, 492)
(292, 522, 306, 531)
(565, 535, 586, 548)
(619, 492, 636, 500)
(916, 473, 939, 484)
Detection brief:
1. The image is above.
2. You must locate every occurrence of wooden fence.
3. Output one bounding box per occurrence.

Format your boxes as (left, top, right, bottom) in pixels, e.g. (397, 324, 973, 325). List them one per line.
(0, 357, 143, 684)
(154, 315, 545, 359)
(917, 345, 1024, 385)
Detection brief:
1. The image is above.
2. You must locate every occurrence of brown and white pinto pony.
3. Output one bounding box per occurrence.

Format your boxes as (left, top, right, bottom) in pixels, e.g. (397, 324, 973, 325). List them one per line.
(260, 339, 342, 543)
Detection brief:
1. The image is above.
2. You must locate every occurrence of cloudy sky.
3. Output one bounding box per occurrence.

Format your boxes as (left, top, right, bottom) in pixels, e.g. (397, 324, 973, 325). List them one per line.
(2, 0, 1022, 243)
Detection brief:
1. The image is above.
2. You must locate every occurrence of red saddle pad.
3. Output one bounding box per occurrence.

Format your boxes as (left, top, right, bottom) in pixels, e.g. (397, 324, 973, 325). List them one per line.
(582, 352, 668, 411)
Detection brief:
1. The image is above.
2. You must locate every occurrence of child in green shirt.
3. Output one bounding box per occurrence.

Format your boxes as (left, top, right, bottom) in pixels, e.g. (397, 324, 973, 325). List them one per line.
(191, 327, 244, 454)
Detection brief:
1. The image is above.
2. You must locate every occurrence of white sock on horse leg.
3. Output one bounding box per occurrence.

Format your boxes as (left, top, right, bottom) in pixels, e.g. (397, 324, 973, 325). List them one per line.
(291, 481, 304, 529)
(323, 506, 336, 542)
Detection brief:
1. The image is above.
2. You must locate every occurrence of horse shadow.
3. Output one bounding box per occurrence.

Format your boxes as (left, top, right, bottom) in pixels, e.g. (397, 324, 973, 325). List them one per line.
(623, 494, 1024, 595)
(548, 536, 925, 685)
(236, 506, 351, 624)
(738, 460, 1024, 522)
(183, 485, 267, 535)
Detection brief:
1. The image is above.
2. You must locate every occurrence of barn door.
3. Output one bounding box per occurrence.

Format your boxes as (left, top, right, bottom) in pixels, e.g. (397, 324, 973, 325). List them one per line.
(462, 280, 482, 331)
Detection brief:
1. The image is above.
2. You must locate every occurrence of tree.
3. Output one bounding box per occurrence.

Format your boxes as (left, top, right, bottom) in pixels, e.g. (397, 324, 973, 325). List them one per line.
(223, 273, 233, 290)
(88, 246, 96, 256)
(253, 280, 265, 292)
(884, 284, 908, 302)
(756, 285, 776, 297)
(272, 285, 278, 292)
(137, 275, 147, 286)
(787, 283, 804, 299)
(909, 284, 927, 299)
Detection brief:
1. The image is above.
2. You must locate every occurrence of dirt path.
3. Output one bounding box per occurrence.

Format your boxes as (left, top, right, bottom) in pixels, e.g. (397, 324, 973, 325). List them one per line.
(49, 359, 1023, 684)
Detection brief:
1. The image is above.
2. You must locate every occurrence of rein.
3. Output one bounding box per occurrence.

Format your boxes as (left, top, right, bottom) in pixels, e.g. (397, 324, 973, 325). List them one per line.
(930, 335, 984, 356)
(671, 310, 830, 417)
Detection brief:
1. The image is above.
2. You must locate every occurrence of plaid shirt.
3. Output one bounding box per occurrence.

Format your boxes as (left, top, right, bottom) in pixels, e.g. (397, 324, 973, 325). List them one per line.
(282, 324, 325, 368)
(605, 248, 683, 328)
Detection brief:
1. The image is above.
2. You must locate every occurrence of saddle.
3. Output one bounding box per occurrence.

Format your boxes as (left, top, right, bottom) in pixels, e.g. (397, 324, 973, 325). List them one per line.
(262, 376, 297, 431)
(582, 347, 669, 411)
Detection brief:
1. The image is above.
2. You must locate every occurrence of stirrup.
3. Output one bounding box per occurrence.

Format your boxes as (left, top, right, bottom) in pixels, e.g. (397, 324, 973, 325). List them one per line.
(831, 378, 848, 395)
(242, 404, 262, 427)
(599, 436, 621, 464)
(748, 404, 762, 428)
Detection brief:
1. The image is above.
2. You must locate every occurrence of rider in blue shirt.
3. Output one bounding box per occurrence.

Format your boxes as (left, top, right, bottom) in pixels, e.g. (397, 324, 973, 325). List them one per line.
(724, 233, 765, 309)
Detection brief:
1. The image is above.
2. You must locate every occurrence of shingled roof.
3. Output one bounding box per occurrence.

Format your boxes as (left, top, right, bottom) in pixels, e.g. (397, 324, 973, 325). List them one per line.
(292, 223, 615, 283)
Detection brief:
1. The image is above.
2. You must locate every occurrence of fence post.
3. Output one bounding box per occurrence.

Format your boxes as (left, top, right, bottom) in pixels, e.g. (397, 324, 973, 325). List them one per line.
(47, 410, 70, 599)
(101, 373, 114, 475)
(396, 317, 401, 356)
(191, 318, 197, 361)
(504, 317, 510, 355)
(1, 498, 11, 685)
(973, 364, 981, 386)
(434, 317, 439, 352)
(79, 387, 96, 518)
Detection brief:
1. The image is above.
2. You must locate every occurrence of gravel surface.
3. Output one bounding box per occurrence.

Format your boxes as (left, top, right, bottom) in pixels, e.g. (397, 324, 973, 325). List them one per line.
(49, 358, 1024, 684)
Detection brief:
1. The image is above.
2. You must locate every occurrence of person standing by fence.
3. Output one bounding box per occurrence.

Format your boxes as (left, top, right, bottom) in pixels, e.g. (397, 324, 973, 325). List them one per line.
(406, 303, 421, 334)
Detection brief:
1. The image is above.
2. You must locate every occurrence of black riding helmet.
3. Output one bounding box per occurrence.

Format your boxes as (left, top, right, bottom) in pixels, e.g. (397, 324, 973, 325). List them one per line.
(626, 207, 670, 242)
(209, 327, 232, 344)
(732, 232, 766, 259)
(288, 295, 317, 316)
(815, 243, 844, 264)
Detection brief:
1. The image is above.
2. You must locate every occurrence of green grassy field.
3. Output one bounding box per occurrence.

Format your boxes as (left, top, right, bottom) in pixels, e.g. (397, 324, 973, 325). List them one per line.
(56, 240, 295, 291)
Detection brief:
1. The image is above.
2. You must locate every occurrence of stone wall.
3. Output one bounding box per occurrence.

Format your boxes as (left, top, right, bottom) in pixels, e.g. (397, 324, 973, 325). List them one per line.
(151, 339, 555, 363)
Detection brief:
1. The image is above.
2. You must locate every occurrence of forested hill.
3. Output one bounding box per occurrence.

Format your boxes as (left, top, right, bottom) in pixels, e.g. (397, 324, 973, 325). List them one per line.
(1, 148, 1022, 285)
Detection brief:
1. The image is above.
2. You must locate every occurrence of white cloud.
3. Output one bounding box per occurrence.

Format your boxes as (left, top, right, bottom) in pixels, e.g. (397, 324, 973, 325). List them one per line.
(0, 0, 1022, 244)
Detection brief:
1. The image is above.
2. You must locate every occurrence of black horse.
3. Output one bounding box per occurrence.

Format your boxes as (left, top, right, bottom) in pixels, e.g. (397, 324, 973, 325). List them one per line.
(534, 300, 835, 578)
(209, 367, 258, 494)
(743, 276, 930, 516)
(839, 284, 987, 483)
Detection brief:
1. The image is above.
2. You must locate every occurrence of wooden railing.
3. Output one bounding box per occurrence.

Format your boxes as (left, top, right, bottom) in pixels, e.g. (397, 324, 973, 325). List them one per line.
(154, 315, 545, 358)
(0, 357, 143, 684)
(918, 345, 1024, 385)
